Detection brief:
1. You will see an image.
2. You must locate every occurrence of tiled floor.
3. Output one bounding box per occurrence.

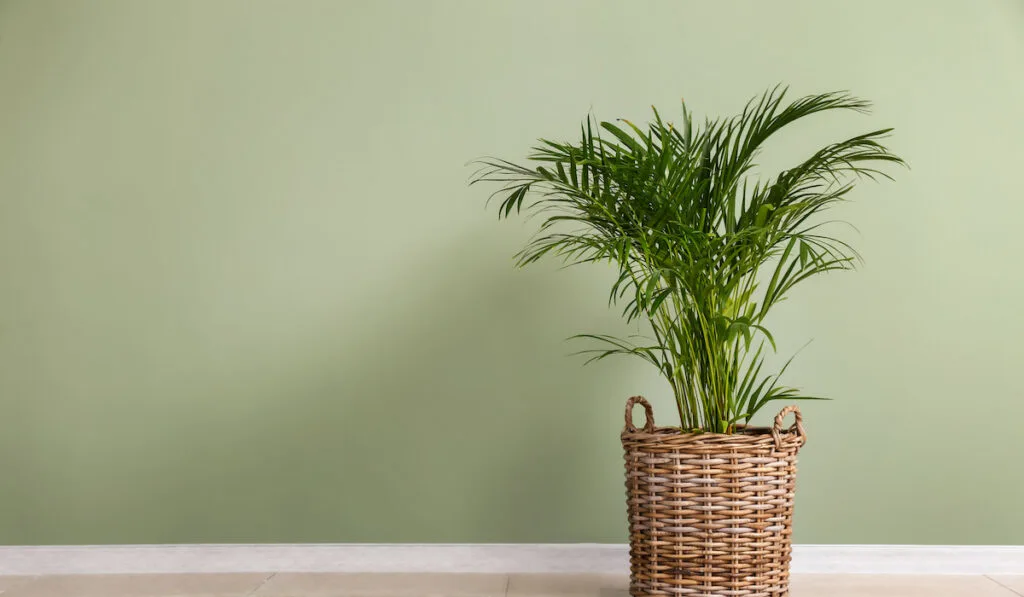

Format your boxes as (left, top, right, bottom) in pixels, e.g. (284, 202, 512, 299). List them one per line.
(0, 573, 1022, 596)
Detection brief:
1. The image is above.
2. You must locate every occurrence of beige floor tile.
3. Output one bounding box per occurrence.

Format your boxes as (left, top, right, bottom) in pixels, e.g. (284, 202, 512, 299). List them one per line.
(252, 573, 508, 596)
(0, 577, 37, 594)
(507, 574, 628, 596)
(790, 574, 1018, 597)
(508, 574, 1021, 597)
(989, 576, 1024, 594)
(0, 574, 270, 597)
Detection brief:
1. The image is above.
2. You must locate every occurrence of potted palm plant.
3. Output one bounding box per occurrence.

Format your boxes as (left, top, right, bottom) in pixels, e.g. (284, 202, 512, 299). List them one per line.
(472, 86, 903, 596)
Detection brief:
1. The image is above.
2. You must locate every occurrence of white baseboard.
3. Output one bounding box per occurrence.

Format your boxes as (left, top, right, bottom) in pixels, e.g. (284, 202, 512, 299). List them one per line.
(0, 544, 1021, 576)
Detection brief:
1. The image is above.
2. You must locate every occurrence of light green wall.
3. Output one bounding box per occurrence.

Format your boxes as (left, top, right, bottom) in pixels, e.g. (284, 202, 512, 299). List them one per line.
(1, 0, 1022, 545)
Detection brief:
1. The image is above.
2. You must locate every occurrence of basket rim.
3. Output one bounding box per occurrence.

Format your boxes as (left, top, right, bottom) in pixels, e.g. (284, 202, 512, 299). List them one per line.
(620, 425, 805, 449)
(622, 397, 807, 449)
(622, 423, 775, 437)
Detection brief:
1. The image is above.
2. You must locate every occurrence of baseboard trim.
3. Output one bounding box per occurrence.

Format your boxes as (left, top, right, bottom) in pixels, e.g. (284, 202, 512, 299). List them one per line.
(0, 544, 1021, 576)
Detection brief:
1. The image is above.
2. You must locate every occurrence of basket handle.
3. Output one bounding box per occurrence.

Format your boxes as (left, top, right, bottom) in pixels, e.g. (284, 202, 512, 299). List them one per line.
(624, 396, 655, 433)
(772, 405, 807, 449)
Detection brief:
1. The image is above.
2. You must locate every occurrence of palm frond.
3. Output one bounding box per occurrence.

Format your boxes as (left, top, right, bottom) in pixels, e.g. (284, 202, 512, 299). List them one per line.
(471, 86, 904, 431)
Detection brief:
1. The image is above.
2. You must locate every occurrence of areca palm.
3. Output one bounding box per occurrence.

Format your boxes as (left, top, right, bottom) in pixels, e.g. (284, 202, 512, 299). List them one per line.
(471, 86, 904, 432)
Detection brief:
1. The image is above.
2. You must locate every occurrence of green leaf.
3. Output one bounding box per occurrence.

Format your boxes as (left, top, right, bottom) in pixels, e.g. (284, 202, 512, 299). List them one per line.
(471, 86, 904, 432)
(599, 121, 643, 153)
(754, 203, 775, 227)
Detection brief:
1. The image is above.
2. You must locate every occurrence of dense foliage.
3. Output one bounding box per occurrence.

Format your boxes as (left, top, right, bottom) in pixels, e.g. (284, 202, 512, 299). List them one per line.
(472, 87, 903, 432)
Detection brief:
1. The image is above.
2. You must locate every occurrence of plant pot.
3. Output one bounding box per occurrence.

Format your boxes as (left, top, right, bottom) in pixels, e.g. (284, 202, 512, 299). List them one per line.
(621, 396, 807, 597)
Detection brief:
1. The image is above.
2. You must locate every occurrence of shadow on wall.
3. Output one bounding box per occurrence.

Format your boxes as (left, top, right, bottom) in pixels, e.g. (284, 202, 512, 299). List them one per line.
(28, 228, 632, 544)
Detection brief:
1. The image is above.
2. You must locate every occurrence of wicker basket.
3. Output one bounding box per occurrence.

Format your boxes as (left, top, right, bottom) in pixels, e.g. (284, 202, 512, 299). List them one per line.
(621, 396, 807, 597)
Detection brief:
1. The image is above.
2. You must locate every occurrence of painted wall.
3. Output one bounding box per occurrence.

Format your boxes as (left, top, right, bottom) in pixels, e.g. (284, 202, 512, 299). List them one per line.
(1, 0, 1022, 545)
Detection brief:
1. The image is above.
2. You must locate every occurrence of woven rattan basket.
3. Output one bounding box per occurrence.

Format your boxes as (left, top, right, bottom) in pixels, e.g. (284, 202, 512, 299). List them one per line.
(621, 396, 807, 597)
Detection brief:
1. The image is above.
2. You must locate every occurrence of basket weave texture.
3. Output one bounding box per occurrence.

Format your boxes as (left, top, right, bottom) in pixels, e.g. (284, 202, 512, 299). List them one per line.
(621, 396, 807, 597)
